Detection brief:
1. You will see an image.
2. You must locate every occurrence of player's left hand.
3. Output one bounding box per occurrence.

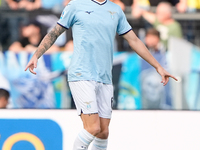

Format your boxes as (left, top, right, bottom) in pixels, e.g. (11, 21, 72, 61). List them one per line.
(156, 66, 178, 86)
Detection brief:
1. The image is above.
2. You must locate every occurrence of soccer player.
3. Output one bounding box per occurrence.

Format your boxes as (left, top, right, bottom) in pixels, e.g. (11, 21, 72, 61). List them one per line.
(25, 0, 177, 149)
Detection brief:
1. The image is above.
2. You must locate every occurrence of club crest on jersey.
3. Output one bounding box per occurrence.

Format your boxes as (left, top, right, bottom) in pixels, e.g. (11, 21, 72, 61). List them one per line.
(85, 11, 94, 14)
(108, 11, 116, 19)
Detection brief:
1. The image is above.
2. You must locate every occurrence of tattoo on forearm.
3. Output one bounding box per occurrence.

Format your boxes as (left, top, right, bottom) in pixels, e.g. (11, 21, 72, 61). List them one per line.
(35, 24, 65, 59)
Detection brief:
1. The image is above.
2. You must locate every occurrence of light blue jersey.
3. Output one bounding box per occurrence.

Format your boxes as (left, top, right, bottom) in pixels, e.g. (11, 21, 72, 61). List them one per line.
(57, 0, 132, 84)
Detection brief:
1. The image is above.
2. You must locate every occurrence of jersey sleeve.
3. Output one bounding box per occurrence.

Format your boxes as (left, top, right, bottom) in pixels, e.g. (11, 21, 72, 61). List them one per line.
(117, 9, 132, 36)
(57, 1, 76, 29)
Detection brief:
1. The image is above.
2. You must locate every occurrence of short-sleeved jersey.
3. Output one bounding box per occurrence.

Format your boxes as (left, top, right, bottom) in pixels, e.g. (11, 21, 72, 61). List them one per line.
(57, 0, 132, 84)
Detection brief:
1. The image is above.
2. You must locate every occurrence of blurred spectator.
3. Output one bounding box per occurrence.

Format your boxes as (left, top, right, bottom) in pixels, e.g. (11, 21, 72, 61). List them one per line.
(148, 0, 180, 6)
(135, 2, 182, 48)
(8, 21, 59, 53)
(6, 0, 41, 11)
(40, 0, 65, 13)
(132, 0, 150, 18)
(0, 74, 10, 109)
(176, 0, 187, 13)
(186, 0, 200, 13)
(111, 0, 126, 11)
(141, 28, 168, 109)
(6, 0, 66, 12)
(132, 0, 188, 14)
(145, 28, 166, 53)
(0, 89, 9, 108)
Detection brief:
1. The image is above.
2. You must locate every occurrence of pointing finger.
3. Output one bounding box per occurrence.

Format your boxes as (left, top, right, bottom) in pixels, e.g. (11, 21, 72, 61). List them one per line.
(25, 63, 31, 71)
(169, 75, 178, 81)
(25, 65, 29, 71)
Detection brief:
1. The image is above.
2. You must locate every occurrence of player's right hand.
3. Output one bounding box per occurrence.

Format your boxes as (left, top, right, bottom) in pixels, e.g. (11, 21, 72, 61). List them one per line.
(24, 55, 38, 75)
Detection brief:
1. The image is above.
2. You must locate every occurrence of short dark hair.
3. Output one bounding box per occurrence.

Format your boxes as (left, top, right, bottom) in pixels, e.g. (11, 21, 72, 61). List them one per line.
(0, 89, 10, 100)
(146, 28, 160, 38)
(21, 20, 42, 30)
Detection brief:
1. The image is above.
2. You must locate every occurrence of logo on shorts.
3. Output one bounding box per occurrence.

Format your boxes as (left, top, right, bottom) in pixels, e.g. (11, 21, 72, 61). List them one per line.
(84, 101, 93, 109)
(76, 73, 82, 77)
(108, 11, 116, 19)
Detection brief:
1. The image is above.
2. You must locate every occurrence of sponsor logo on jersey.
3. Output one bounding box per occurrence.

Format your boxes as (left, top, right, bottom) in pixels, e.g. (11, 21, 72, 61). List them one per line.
(85, 11, 94, 14)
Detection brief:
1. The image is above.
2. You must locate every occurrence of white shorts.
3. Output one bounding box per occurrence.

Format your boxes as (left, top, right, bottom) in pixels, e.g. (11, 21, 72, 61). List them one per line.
(69, 81, 113, 119)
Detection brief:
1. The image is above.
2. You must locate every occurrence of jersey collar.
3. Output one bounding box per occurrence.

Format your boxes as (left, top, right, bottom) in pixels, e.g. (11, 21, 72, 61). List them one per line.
(91, 0, 107, 5)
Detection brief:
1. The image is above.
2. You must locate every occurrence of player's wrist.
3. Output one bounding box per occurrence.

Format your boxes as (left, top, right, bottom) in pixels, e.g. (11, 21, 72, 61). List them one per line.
(33, 52, 39, 60)
(155, 64, 162, 72)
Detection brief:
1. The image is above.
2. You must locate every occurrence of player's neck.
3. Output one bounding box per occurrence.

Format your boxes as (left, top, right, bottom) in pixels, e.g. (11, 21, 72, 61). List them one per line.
(94, 0, 106, 3)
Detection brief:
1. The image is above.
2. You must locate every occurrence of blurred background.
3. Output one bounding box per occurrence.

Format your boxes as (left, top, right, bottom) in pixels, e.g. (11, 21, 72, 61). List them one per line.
(1, 0, 200, 150)
(0, 0, 200, 110)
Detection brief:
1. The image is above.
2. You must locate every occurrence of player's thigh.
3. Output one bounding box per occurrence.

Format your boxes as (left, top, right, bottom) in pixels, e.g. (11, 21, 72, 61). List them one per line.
(97, 84, 113, 119)
(69, 81, 98, 115)
(81, 113, 100, 130)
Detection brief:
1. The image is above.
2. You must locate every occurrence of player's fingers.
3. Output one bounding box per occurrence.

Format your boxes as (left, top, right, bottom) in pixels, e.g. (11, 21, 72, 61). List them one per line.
(29, 66, 36, 75)
(25, 63, 32, 71)
(169, 74, 178, 81)
(163, 77, 169, 86)
(29, 69, 36, 75)
(161, 75, 165, 85)
(25, 65, 29, 71)
(34, 59, 37, 68)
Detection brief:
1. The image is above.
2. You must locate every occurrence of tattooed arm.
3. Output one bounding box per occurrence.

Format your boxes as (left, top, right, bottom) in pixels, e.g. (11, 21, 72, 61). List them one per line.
(25, 24, 66, 74)
(35, 24, 66, 58)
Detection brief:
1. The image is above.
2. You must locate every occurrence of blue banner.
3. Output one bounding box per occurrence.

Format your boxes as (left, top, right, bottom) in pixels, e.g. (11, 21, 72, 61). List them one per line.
(0, 51, 72, 109)
(185, 46, 200, 110)
(0, 119, 62, 150)
(1, 47, 200, 110)
(117, 53, 141, 110)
